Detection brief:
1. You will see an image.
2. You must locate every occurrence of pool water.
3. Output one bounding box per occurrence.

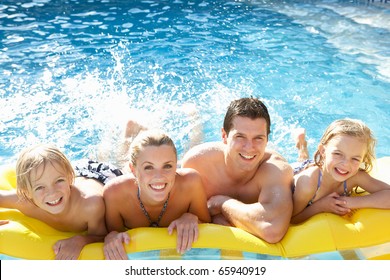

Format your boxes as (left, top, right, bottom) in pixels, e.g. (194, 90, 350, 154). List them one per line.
(0, 0, 389, 260)
(1, 0, 389, 166)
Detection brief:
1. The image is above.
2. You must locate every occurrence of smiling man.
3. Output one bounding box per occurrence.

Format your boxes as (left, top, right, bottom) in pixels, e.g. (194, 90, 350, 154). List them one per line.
(181, 97, 293, 243)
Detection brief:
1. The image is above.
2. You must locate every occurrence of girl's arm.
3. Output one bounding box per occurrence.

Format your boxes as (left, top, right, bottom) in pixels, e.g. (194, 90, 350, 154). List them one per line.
(341, 171, 390, 209)
(291, 169, 350, 224)
(291, 172, 319, 223)
(291, 192, 349, 224)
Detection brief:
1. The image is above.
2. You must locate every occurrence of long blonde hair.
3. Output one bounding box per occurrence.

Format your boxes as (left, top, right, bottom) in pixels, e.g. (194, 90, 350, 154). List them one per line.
(16, 143, 75, 202)
(314, 119, 376, 172)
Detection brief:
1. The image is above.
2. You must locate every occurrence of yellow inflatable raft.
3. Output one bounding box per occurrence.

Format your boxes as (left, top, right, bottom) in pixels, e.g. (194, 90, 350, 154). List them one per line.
(1, 157, 390, 260)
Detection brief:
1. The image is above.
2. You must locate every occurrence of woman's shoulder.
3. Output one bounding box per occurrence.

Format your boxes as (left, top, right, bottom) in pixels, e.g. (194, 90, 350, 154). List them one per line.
(103, 174, 136, 196)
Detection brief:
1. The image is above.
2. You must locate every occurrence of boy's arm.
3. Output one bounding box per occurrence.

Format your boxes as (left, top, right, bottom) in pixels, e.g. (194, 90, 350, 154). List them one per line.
(0, 190, 26, 210)
(53, 195, 107, 260)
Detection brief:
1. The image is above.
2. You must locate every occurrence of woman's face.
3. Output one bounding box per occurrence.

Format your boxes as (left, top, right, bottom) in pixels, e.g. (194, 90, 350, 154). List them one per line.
(132, 144, 177, 205)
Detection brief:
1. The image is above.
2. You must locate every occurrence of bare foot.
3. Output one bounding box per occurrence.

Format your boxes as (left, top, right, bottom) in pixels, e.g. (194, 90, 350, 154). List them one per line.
(123, 119, 147, 139)
(292, 128, 309, 162)
(181, 103, 204, 148)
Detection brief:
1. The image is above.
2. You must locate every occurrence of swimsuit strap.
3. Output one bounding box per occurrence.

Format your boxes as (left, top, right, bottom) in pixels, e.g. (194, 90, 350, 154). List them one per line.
(137, 188, 170, 227)
(318, 169, 322, 189)
(308, 170, 322, 206)
(308, 171, 350, 206)
(342, 180, 349, 196)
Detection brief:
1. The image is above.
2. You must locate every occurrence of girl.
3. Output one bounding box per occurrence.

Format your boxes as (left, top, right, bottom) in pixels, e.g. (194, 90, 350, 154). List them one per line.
(0, 144, 108, 259)
(291, 118, 390, 224)
(103, 129, 211, 260)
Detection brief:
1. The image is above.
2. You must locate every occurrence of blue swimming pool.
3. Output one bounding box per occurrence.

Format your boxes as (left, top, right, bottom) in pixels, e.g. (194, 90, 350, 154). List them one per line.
(1, 0, 389, 165)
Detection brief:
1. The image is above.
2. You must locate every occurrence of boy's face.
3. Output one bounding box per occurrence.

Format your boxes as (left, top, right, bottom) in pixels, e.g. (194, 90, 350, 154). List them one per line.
(29, 161, 72, 215)
(131, 144, 177, 204)
(222, 116, 268, 172)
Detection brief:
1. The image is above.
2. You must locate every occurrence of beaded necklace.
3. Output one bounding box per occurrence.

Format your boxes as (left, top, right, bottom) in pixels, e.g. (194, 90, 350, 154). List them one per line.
(137, 188, 170, 227)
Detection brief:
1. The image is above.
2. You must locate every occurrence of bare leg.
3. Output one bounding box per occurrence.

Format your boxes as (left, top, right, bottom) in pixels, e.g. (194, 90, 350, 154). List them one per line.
(182, 103, 204, 149)
(292, 128, 309, 162)
(116, 118, 148, 172)
(95, 115, 149, 172)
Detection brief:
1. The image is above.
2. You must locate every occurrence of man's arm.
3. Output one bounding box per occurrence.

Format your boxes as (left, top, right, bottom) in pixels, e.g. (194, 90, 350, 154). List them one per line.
(209, 159, 293, 243)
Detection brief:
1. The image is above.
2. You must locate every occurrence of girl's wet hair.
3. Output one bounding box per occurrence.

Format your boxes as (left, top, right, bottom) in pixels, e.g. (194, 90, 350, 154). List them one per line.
(314, 118, 376, 172)
(16, 143, 75, 202)
(129, 130, 177, 167)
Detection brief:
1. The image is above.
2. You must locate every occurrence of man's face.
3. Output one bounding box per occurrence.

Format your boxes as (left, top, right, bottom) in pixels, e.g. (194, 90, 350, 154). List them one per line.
(222, 116, 268, 172)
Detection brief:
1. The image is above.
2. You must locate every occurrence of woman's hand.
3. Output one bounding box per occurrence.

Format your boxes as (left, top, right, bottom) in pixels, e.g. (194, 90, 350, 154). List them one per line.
(103, 231, 130, 260)
(168, 213, 199, 254)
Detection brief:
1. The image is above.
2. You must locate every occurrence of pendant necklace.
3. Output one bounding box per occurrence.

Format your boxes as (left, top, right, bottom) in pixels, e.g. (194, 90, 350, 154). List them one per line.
(137, 187, 170, 227)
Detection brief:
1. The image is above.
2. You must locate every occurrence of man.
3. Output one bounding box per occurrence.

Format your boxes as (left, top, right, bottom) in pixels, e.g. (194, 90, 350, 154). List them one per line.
(181, 97, 293, 243)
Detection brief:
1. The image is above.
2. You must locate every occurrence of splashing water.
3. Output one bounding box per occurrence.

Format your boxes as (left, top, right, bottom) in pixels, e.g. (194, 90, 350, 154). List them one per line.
(1, 0, 389, 166)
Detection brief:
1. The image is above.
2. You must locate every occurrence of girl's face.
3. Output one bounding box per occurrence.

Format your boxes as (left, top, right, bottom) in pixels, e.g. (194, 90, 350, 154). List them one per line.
(29, 161, 72, 215)
(132, 144, 177, 205)
(320, 134, 366, 181)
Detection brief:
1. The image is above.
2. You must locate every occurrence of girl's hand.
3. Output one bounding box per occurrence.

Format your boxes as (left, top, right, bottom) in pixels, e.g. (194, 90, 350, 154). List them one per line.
(0, 220, 9, 226)
(103, 231, 130, 260)
(168, 213, 199, 254)
(53, 235, 86, 260)
(316, 192, 350, 216)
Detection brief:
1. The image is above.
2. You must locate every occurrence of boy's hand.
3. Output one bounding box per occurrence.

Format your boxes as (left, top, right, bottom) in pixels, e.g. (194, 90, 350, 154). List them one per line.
(53, 235, 85, 260)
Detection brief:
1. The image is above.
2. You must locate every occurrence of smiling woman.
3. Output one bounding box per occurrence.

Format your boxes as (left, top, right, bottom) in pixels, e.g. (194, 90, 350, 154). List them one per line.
(1, 157, 390, 260)
(102, 129, 211, 259)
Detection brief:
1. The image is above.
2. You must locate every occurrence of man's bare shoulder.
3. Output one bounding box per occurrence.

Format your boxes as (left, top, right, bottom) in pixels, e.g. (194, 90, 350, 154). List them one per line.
(264, 148, 290, 169)
(175, 167, 202, 185)
(182, 141, 224, 164)
(257, 149, 293, 185)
